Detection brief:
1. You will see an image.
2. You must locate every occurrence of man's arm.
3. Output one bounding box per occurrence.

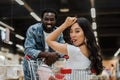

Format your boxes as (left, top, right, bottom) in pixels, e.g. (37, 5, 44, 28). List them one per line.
(24, 25, 41, 59)
(24, 24, 60, 63)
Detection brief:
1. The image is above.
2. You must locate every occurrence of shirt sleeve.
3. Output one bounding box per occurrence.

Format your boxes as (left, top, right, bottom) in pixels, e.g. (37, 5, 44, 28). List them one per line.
(24, 24, 41, 59)
(67, 44, 80, 58)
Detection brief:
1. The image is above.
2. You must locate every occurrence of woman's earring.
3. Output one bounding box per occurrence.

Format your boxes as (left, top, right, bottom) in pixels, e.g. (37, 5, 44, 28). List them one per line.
(85, 38, 87, 44)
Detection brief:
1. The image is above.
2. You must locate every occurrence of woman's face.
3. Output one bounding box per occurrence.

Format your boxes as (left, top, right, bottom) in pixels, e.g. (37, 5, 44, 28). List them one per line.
(70, 23, 85, 46)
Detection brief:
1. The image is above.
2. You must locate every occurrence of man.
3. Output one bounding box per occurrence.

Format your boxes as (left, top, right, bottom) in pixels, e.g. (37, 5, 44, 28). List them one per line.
(23, 8, 64, 80)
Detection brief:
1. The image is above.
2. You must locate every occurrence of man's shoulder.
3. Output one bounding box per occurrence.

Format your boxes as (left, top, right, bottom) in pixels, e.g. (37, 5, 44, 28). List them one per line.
(28, 23, 42, 31)
(30, 23, 42, 29)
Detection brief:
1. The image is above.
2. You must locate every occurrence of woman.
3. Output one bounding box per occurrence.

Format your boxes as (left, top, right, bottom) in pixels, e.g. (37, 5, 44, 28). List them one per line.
(46, 17, 103, 79)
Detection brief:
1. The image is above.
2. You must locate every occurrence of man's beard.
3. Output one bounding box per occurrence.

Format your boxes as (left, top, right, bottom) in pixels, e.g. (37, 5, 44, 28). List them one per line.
(43, 25, 54, 33)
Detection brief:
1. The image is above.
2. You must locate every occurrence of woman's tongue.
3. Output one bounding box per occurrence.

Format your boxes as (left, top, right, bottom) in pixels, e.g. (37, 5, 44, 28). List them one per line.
(72, 39, 77, 43)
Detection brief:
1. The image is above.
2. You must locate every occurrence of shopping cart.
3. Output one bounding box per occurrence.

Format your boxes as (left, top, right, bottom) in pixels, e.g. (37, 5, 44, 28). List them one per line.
(25, 56, 44, 80)
(26, 55, 94, 80)
(26, 55, 64, 80)
(25, 55, 69, 80)
(37, 63, 55, 80)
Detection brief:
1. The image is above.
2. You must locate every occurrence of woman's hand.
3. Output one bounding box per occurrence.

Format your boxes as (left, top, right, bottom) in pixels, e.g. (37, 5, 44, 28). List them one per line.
(63, 17, 77, 28)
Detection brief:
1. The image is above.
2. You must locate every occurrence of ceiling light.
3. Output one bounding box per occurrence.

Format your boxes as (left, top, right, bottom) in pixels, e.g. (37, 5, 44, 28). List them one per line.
(0, 21, 14, 31)
(93, 31, 97, 37)
(60, 8, 69, 12)
(15, 0, 24, 5)
(8, 41, 13, 45)
(91, 8, 96, 18)
(114, 48, 120, 57)
(16, 44, 24, 50)
(96, 37, 98, 42)
(30, 12, 41, 21)
(92, 22, 97, 30)
(15, 34, 24, 40)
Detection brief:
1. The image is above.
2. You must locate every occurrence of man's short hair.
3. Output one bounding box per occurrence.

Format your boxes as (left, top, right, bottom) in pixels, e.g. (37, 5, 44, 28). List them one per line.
(41, 8, 57, 19)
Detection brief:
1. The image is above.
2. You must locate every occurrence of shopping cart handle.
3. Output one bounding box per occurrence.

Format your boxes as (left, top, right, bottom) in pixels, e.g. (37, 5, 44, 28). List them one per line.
(60, 68, 72, 74)
(25, 55, 31, 60)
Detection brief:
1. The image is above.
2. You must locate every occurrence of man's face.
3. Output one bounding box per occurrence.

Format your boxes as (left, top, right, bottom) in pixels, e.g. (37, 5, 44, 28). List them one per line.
(42, 12, 56, 33)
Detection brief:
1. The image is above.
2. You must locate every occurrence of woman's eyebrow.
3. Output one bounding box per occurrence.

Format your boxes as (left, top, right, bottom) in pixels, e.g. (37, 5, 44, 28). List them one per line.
(75, 28, 81, 30)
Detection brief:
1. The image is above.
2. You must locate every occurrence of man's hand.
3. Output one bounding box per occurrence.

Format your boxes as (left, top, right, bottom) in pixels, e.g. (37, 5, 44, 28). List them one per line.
(38, 52, 59, 66)
(38, 52, 51, 58)
(45, 52, 59, 66)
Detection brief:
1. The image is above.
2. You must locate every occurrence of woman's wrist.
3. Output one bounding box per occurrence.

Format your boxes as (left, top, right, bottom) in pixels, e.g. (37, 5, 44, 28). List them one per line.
(60, 23, 68, 30)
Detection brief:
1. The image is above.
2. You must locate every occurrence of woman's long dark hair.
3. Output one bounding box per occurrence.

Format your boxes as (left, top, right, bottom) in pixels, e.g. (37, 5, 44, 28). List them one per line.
(63, 17, 104, 75)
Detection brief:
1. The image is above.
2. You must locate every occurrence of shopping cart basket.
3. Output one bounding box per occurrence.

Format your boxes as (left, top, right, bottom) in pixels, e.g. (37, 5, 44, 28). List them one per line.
(25, 55, 69, 80)
(57, 68, 92, 80)
(26, 55, 62, 80)
(37, 63, 55, 80)
(26, 55, 93, 80)
(37, 68, 93, 80)
(25, 56, 44, 80)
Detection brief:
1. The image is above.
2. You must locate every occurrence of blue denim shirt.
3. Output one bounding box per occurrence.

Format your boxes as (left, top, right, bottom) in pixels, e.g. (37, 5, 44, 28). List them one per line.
(23, 23, 64, 80)
(24, 23, 64, 58)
